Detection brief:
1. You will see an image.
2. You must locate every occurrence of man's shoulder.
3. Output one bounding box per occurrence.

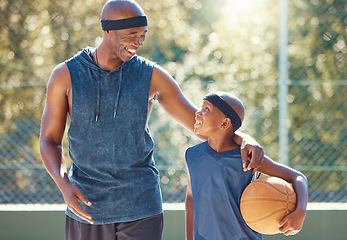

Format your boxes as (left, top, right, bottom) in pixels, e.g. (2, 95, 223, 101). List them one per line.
(47, 62, 71, 90)
(52, 62, 69, 77)
(132, 55, 156, 68)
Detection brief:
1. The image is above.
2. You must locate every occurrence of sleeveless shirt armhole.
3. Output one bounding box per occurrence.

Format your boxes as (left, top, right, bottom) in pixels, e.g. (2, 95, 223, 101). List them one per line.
(251, 171, 261, 182)
(185, 147, 191, 162)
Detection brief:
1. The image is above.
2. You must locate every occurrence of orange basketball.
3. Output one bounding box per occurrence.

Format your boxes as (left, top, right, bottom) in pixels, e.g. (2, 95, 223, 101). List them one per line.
(240, 176, 296, 235)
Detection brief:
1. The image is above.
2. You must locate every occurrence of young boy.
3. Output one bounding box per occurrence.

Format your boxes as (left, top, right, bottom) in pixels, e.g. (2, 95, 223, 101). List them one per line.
(185, 92, 308, 240)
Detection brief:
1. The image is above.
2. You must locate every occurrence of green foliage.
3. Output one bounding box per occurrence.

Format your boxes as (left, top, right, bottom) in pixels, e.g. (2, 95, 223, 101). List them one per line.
(0, 0, 346, 203)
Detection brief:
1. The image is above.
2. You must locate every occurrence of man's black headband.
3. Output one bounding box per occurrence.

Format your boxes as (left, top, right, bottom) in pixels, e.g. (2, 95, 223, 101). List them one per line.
(203, 93, 242, 131)
(101, 16, 148, 31)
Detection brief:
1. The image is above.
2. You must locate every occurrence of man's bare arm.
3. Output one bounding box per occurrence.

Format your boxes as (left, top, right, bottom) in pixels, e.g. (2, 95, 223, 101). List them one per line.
(150, 65, 264, 169)
(39, 63, 93, 224)
(233, 131, 264, 171)
(150, 65, 200, 135)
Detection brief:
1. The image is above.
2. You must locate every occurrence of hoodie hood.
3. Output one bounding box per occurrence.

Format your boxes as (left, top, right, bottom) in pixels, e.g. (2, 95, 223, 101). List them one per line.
(75, 46, 135, 72)
(74, 47, 136, 121)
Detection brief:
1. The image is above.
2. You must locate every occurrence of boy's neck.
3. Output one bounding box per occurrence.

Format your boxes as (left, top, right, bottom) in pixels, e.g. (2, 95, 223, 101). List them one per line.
(207, 133, 239, 153)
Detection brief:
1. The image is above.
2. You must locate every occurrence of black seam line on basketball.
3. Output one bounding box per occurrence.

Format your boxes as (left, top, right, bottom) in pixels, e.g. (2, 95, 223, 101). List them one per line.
(285, 187, 289, 215)
(245, 208, 288, 223)
(240, 198, 296, 205)
(251, 181, 295, 196)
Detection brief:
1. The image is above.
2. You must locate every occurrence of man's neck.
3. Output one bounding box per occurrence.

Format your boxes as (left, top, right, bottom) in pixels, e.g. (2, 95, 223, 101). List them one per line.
(94, 44, 123, 71)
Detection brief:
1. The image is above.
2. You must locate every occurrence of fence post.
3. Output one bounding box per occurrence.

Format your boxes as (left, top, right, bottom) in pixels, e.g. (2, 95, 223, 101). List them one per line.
(278, 0, 289, 165)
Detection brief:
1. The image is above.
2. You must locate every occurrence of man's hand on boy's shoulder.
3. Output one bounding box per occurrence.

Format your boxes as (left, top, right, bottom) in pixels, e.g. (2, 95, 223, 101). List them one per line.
(241, 141, 264, 171)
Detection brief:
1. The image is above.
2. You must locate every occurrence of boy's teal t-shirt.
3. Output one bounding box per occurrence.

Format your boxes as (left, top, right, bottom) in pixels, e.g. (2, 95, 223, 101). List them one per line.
(186, 141, 263, 240)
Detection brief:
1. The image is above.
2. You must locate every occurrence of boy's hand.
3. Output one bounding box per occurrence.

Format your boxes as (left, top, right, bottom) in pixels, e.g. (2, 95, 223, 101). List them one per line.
(278, 208, 306, 236)
(241, 141, 264, 171)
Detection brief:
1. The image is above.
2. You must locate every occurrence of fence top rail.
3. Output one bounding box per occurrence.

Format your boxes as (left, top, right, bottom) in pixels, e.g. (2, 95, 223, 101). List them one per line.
(288, 80, 347, 86)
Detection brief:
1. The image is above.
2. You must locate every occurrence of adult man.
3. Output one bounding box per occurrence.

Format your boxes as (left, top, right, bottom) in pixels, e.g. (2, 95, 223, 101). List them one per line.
(39, 1, 264, 239)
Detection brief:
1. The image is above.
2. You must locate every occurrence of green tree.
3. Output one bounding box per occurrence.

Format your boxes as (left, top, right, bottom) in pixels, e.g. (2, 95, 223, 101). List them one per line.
(0, 0, 345, 203)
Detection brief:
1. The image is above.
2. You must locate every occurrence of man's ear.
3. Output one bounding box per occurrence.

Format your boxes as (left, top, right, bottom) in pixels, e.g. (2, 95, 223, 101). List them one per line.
(220, 118, 232, 130)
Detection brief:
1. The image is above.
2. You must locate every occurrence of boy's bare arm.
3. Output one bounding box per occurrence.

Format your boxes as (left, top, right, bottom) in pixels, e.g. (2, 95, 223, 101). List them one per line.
(257, 155, 308, 235)
(185, 161, 194, 240)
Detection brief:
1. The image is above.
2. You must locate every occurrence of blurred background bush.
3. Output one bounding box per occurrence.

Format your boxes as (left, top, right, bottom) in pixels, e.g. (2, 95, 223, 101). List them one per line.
(0, 0, 346, 204)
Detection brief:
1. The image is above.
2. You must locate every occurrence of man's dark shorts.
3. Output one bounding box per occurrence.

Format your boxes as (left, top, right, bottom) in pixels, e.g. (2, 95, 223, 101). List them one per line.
(65, 213, 163, 240)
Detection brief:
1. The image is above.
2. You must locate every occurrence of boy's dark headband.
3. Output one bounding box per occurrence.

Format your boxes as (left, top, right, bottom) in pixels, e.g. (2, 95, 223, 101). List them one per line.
(101, 16, 148, 31)
(203, 93, 242, 131)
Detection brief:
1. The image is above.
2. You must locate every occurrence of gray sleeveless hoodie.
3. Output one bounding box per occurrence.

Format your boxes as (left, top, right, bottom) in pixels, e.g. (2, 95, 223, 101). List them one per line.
(65, 47, 162, 224)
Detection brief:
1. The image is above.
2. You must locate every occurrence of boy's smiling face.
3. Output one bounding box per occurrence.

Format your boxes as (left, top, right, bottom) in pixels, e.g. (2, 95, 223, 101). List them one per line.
(194, 100, 226, 137)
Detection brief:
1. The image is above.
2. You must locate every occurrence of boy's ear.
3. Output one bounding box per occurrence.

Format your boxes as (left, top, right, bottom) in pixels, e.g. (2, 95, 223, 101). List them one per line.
(220, 118, 232, 130)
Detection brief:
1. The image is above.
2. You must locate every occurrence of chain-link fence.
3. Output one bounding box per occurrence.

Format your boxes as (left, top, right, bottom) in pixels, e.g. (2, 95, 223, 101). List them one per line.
(0, 0, 346, 205)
